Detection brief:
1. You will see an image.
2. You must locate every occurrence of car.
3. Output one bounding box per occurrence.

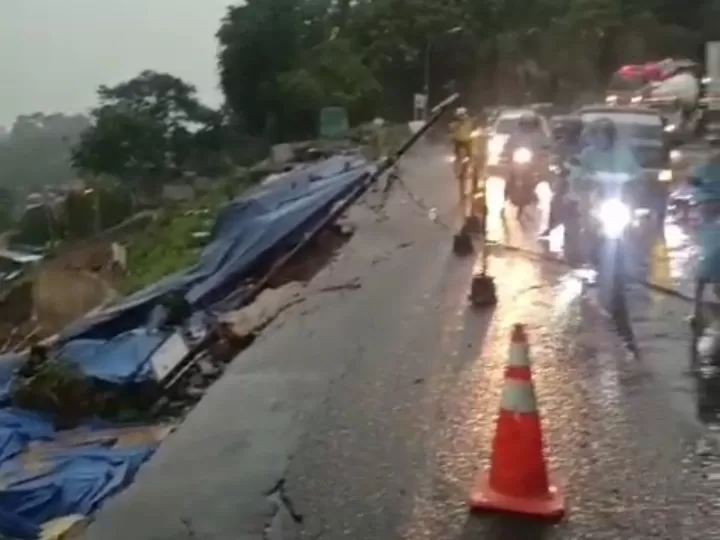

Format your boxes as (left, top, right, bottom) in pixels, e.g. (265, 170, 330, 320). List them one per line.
(486, 109, 552, 175)
(573, 105, 676, 216)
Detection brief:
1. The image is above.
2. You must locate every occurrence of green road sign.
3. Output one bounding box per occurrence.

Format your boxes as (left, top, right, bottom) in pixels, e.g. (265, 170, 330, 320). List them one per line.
(319, 107, 349, 138)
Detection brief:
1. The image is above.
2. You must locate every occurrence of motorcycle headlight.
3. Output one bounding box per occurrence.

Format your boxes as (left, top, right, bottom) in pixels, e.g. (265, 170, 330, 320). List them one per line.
(631, 95, 643, 104)
(606, 95, 618, 104)
(597, 199, 631, 238)
(513, 148, 533, 164)
(664, 124, 676, 133)
(658, 169, 673, 182)
(670, 150, 682, 163)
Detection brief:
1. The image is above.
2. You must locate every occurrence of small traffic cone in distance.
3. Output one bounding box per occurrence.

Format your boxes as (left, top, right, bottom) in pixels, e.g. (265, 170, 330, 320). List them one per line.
(468, 324, 565, 520)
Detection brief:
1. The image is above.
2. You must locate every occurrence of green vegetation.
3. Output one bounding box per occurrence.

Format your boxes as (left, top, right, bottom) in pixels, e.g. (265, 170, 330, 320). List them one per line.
(216, 0, 716, 136)
(119, 183, 241, 294)
(3, 0, 714, 210)
(71, 71, 234, 199)
(1, 0, 714, 291)
(0, 187, 15, 231)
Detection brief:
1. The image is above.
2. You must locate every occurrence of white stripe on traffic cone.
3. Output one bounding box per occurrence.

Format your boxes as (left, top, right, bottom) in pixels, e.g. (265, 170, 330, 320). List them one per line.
(500, 379, 538, 414)
(508, 342, 530, 367)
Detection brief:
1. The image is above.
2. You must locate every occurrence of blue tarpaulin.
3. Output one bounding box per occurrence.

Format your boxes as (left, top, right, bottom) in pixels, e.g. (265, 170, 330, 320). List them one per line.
(0, 441, 157, 539)
(58, 331, 168, 385)
(0, 156, 368, 537)
(0, 409, 55, 465)
(0, 353, 23, 406)
(60, 156, 368, 343)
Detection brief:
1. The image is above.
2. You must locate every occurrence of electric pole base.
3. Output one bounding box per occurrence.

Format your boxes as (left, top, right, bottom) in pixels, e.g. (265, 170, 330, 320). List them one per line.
(463, 215, 482, 234)
(469, 273, 497, 307)
(453, 227, 474, 256)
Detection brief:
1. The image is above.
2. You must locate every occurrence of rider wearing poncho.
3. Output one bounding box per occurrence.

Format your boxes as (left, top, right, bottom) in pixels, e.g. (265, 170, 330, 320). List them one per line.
(569, 119, 641, 192)
(689, 152, 720, 284)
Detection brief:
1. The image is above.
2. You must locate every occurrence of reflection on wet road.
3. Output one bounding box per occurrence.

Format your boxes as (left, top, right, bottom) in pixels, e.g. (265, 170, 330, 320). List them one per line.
(477, 165, 720, 438)
(285, 145, 720, 540)
(429, 145, 720, 439)
(471, 144, 720, 508)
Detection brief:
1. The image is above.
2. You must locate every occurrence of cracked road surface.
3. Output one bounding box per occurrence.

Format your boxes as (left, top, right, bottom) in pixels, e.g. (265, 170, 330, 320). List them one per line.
(85, 142, 719, 540)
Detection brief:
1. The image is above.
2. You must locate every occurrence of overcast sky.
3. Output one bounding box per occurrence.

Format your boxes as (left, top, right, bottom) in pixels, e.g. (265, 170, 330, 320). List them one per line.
(0, 0, 237, 128)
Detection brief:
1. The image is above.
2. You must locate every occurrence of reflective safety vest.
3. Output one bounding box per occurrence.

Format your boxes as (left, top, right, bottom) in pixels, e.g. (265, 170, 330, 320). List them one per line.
(450, 118, 473, 143)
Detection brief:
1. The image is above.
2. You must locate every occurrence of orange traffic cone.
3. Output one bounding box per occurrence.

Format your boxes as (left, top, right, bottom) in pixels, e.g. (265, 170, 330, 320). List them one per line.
(468, 323, 564, 519)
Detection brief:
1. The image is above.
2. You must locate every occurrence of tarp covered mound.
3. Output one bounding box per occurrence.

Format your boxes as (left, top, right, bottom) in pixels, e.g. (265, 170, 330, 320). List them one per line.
(0, 408, 159, 539)
(60, 155, 369, 344)
(0, 156, 369, 537)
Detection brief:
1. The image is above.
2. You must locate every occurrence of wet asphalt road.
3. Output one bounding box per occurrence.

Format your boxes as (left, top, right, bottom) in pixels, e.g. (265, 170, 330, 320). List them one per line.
(284, 143, 720, 539)
(86, 142, 720, 540)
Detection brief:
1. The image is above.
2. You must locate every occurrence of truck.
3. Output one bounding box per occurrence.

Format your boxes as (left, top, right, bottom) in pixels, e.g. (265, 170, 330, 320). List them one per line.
(644, 65, 701, 141)
(606, 58, 704, 142)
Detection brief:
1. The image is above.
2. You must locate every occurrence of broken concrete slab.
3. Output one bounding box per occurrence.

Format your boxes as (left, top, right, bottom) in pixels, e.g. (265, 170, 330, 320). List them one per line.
(219, 283, 306, 339)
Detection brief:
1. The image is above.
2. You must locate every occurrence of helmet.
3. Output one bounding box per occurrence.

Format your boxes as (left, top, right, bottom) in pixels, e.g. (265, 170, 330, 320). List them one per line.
(588, 117, 617, 146)
(455, 107, 468, 118)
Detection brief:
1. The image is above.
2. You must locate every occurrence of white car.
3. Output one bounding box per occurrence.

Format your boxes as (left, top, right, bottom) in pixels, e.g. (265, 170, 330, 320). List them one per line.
(487, 109, 552, 172)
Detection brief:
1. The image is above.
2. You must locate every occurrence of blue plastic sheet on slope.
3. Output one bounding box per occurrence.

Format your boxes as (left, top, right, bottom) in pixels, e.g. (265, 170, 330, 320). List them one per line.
(0, 409, 55, 465)
(58, 330, 168, 384)
(0, 157, 368, 538)
(60, 156, 368, 343)
(0, 353, 23, 406)
(0, 443, 156, 539)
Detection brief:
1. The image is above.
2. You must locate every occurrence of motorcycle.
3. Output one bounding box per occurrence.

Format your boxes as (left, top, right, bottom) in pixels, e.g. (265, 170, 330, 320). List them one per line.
(504, 147, 541, 219)
(564, 172, 640, 277)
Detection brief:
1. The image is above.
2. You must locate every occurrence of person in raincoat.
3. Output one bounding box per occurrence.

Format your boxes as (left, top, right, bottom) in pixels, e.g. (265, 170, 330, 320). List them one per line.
(450, 107, 474, 163)
(688, 151, 720, 355)
(566, 118, 642, 216)
(689, 150, 720, 294)
(471, 113, 489, 187)
(501, 112, 553, 207)
(449, 107, 476, 205)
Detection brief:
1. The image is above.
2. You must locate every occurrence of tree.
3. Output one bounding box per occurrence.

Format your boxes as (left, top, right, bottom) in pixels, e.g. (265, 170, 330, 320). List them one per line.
(71, 70, 220, 196)
(217, 0, 308, 138)
(276, 39, 381, 138)
(0, 187, 14, 231)
(217, 0, 380, 141)
(217, 0, 711, 132)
